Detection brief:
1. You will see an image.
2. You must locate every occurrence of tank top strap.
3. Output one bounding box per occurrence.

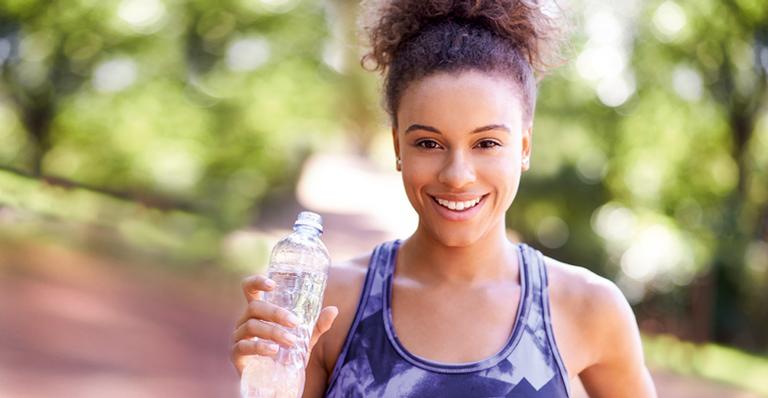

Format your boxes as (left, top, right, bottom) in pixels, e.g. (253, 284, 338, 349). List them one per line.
(519, 244, 542, 295)
(373, 239, 399, 280)
(517, 243, 551, 341)
(517, 243, 572, 395)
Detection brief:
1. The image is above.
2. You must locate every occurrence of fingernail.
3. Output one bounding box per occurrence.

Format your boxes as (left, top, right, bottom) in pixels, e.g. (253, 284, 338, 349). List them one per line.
(264, 279, 276, 288)
(286, 313, 300, 327)
(266, 343, 279, 353)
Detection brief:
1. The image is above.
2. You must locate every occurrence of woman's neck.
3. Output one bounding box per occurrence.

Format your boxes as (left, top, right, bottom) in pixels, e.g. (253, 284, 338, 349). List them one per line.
(398, 222, 519, 286)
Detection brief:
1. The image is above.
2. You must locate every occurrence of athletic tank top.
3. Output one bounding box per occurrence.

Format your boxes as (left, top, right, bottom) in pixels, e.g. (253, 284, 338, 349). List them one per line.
(324, 240, 571, 397)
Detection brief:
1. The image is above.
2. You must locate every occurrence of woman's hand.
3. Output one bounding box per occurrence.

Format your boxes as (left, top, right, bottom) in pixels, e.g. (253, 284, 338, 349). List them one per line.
(230, 274, 339, 376)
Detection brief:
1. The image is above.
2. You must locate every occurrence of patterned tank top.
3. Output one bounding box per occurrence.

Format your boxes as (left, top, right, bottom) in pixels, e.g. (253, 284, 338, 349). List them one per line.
(324, 240, 571, 397)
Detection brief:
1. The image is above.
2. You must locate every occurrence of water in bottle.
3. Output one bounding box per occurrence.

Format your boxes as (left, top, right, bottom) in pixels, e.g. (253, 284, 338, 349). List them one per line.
(241, 211, 331, 398)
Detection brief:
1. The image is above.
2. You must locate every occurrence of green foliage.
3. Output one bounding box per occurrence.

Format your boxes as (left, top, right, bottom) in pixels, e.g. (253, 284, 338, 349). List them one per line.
(0, 169, 222, 263)
(644, 333, 768, 395)
(0, 0, 340, 230)
(510, 0, 768, 350)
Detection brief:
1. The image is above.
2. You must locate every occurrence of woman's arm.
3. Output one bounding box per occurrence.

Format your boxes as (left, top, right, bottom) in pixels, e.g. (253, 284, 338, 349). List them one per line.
(579, 282, 657, 397)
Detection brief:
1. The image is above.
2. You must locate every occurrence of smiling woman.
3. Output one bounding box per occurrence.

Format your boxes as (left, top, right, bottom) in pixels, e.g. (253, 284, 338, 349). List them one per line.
(231, 0, 658, 397)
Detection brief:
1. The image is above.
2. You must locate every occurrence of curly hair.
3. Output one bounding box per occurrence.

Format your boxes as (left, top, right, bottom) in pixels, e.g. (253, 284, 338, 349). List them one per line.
(360, 0, 564, 126)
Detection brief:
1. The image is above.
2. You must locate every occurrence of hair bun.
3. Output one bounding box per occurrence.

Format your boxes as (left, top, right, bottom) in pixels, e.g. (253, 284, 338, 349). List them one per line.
(361, 0, 564, 75)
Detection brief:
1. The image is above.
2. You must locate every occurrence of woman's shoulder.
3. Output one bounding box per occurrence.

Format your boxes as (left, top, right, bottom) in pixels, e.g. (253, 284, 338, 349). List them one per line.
(316, 252, 373, 373)
(324, 238, 399, 302)
(542, 255, 641, 372)
(542, 256, 626, 311)
(543, 255, 635, 331)
(325, 253, 372, 303)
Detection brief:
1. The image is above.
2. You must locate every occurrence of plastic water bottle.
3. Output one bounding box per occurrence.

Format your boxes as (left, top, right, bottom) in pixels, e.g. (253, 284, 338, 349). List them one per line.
(240, 211, 331, 398)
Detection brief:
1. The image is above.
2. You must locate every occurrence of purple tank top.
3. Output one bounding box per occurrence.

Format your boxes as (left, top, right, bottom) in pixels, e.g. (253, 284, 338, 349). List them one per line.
(324, 240, 571, 397)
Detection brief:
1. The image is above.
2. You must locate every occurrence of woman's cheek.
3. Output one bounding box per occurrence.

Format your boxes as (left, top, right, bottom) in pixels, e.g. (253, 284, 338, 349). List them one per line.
(403, 156, 439, 183)
(400, 169, 426, 207)
(481, 157, 520, 203)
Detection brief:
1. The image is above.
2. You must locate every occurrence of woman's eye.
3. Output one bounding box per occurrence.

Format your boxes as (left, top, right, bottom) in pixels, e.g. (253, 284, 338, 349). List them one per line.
(416, 140, 441, 149)
(476, 140, 501, 149)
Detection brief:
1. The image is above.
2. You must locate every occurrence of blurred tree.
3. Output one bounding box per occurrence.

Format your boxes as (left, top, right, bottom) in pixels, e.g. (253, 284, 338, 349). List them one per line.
(0, 0, 343, 229)
(324, 0, 381, 154)
(624, 0, 768, 350)
(510, 0, 768, 351)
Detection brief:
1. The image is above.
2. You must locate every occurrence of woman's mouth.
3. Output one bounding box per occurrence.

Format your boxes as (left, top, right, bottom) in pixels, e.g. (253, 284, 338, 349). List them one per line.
(429, 194, 488, 221)
(434, 197, 482, 211)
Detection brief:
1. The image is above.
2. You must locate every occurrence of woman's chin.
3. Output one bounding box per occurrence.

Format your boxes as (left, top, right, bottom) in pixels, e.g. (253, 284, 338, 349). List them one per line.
(430, 230, 483, 248)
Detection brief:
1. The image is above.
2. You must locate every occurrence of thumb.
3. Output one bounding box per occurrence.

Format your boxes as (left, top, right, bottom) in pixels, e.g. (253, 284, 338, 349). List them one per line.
(310, 306, 339, 349)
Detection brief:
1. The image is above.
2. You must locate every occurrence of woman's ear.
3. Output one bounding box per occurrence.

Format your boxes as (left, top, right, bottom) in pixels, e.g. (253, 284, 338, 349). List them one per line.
(521, 125, 532, 171)
(392, 126, 402, 171)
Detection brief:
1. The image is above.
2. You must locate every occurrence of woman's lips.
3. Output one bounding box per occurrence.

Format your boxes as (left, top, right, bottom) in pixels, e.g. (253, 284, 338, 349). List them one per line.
(429, 194, 488, 221)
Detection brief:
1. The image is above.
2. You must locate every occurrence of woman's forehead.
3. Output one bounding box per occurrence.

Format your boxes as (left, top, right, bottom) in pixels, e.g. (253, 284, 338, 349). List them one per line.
(396, 70, 524, 131)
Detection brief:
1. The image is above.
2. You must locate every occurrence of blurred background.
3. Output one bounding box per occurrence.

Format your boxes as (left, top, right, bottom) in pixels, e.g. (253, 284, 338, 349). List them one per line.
(0, 0, 766, 396)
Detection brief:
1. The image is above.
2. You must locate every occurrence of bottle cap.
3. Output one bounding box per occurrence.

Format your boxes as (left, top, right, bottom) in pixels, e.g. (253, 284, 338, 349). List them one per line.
(294, 211, 323, 234)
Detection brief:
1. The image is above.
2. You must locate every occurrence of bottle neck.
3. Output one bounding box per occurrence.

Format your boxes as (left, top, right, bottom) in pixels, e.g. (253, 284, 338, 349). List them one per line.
(293, 224, 322, 238)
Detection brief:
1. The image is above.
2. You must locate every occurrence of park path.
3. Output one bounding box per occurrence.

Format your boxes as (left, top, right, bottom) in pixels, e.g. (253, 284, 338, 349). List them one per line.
(0, 152, 762, 397)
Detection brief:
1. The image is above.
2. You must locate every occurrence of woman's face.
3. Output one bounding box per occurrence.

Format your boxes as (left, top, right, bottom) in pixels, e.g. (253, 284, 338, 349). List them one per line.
(394, 70, 532, 247)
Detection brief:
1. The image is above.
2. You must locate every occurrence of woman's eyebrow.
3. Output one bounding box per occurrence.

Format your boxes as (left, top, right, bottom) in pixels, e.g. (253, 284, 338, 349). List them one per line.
(405, 124, 442, 134)
(404, 123, 510, 135)
(471, 124, 511, 134)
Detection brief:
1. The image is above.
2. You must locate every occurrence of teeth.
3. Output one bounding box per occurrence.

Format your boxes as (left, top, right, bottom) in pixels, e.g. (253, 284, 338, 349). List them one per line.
(435, 197, 481, 211)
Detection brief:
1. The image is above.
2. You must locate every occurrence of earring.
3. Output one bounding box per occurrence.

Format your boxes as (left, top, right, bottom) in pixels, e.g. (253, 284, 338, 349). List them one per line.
(396, 158, 402, 171)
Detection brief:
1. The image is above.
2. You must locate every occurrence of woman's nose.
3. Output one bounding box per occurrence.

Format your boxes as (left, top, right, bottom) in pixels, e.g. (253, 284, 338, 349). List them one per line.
(437, 151, 476, 189)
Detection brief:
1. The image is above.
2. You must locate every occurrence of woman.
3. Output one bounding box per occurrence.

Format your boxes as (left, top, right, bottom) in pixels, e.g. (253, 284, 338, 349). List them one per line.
(231, 0, 657, 396)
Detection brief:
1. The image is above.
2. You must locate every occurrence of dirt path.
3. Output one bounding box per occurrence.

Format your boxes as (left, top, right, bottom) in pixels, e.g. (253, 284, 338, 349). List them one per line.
(0, 242, 243, 398)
